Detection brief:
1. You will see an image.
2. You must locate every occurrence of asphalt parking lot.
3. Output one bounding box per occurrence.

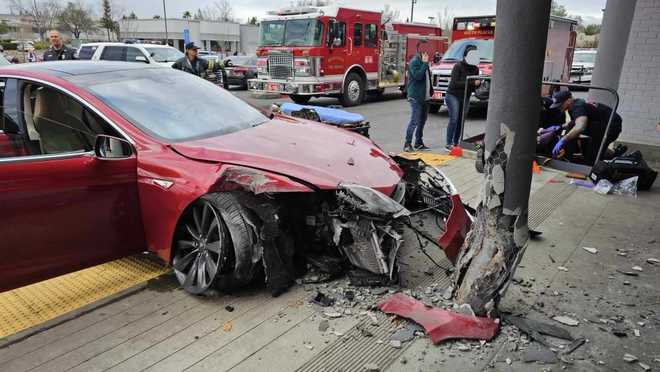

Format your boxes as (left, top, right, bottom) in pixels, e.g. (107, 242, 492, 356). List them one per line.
(232, 89, 489, 154)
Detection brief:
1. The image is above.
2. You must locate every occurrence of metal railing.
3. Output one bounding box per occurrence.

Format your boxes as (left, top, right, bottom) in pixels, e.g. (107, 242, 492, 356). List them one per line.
(457, 75, 620, 173)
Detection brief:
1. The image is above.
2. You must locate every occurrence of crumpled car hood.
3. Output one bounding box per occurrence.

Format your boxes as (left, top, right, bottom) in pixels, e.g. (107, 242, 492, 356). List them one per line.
(172, 117, 403, 192)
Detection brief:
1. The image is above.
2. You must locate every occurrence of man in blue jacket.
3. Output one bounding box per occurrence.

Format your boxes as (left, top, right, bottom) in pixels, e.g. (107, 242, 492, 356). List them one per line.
(404, 50, 434, 152)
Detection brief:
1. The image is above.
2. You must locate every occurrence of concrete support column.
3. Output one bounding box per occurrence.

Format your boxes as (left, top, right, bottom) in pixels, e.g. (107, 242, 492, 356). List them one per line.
(485, 0, 551, 215)
(589, 0, 637, 106)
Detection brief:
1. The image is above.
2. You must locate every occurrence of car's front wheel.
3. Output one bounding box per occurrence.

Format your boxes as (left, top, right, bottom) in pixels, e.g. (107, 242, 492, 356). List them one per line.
(173, 193, 258, 294)
(172, 197, 229, 294)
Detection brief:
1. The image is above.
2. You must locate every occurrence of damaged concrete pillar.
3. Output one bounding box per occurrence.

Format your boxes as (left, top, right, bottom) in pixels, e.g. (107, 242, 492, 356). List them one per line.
(452, 0, 552, 317)
(589, 0, 637, 107)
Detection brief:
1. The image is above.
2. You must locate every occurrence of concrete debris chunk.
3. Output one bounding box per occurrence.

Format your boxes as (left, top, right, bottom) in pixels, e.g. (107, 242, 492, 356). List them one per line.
(557, 266, 569, 272)
(522, 345, 558, 364)
(363, 362, 381, 371)
(634, 329, 640, 337)
(617, 269, 639, 276)
(638, 362, 651, 371)
(582, 247, 599, 254)
(389, 340, 402, 349)
(632, 266, 643, 272)
(324, 310, 343, 318)
(390, 324, 420, 343)
(311, 291, 335, 307)
(505, 358, 512, 365)
(563, 337, 586, 355)
(623, 353, 638, 363)
(318, 319, 329, 332)
(553, 316, 579, 327)
(647, 258, 660, 265)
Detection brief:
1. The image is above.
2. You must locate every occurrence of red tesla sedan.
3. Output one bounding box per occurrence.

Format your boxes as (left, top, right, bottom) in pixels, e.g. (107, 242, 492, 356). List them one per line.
(0, 62, 469, 295)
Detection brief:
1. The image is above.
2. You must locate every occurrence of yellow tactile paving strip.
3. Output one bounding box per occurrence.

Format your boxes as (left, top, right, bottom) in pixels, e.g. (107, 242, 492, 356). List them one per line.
(0, 255, 169, 339)
(397, 152, 456, 166)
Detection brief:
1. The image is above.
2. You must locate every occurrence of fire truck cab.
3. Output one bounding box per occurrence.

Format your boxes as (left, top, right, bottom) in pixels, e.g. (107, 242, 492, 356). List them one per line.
(248, 6, 446, 107)
(429, 15, 577, 112)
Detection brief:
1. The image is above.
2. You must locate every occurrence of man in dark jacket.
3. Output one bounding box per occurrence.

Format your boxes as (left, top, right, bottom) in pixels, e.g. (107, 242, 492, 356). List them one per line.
(172, 42, 209, 77)
(42, 30, 76, 61)
(550, 90, 624, 164)
(445, 47, 480, 149)
(403, 50, 434, 152)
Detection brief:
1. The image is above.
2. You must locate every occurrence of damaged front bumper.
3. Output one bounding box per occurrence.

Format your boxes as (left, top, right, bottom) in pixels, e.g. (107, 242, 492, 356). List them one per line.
(209, 158, 472, 295)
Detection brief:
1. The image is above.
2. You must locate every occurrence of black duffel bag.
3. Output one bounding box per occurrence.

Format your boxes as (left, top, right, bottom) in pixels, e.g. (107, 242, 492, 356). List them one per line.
(589, 150, 658, 191)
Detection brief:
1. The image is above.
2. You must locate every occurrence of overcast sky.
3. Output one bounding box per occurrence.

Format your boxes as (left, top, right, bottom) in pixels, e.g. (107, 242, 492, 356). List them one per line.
(3, 0, 606, 25)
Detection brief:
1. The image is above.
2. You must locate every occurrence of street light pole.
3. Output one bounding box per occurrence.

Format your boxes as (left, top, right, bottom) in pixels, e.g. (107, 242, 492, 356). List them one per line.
(410, 0, 417, 23)
(162, 0, 169, 46)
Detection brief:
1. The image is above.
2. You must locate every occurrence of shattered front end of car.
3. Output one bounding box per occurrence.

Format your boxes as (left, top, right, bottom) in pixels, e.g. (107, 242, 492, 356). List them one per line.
(203, 157, 472, 296)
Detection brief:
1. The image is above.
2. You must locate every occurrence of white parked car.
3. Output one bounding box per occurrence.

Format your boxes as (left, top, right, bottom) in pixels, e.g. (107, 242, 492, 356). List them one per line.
(77, 42, 184, 67)
(570, 49, 597, 84)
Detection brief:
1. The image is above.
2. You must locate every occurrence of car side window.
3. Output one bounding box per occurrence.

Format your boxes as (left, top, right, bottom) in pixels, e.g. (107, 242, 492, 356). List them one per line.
(77, 46, 97, 60)
(100, 46, 127, 61)
(126, 47, 147, 62)
(0, 78, 29, 158)
(353, 23, 363, 47)
(2, 81, 121, 158)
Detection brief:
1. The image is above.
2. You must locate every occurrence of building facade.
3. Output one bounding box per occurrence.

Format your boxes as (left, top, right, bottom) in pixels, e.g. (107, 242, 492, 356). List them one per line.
(119, 18, 247, 53)
(617, 0, 660, 146)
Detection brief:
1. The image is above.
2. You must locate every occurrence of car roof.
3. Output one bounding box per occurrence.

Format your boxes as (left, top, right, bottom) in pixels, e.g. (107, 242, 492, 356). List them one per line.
(80, 42, 172, 48)
(0, 61, 162, 77)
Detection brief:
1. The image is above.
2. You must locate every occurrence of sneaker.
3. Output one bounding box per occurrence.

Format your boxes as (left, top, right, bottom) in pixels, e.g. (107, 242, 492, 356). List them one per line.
(414, 143, 431, 151)
(444, 144, 453, 151)
(403, 144, 414, 152)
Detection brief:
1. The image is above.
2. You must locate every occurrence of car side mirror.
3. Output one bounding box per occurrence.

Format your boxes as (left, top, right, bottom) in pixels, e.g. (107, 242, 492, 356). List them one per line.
(135, 55, 149, 63)
(95, 135, 134, 160)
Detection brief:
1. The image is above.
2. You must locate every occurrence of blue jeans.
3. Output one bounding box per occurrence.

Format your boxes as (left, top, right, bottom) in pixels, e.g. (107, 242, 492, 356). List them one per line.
(445, 93, 468, 146)
(405, 98, 429, 146)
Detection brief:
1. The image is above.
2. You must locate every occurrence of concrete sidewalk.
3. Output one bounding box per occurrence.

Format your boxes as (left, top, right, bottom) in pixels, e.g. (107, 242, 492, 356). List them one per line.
(0, 157, 657, 372)
(394, 161, 660, 372)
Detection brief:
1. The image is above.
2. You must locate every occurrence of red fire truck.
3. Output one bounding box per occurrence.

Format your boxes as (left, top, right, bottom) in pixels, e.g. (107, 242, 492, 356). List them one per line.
(248, 7, 447, 107)
(428, 15, 577, 113)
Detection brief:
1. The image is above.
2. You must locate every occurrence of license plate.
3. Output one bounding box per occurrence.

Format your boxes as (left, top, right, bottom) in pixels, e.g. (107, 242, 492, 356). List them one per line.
(432, 91, 444, 100)
(267, 83, 281, 92)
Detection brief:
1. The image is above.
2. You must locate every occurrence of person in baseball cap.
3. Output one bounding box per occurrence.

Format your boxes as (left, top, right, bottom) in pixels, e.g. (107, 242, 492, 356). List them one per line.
(550, 89, 624, 164)
(172, 42, 208, 77)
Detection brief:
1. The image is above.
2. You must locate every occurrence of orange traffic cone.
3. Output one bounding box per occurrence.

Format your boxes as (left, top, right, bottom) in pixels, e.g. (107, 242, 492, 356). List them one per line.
(449, 145, 463, 157)
(532, 160, 541, 174)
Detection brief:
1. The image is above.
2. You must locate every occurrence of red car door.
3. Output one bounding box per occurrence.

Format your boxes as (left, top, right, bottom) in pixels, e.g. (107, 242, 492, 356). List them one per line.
(0, 78, 145, 292)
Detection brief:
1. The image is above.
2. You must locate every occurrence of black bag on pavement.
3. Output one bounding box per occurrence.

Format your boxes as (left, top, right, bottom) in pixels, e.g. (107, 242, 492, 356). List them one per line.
(589, 151, 658, 191)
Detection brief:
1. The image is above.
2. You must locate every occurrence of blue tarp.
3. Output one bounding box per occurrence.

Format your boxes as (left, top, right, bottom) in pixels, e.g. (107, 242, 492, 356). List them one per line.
(280, 103, 365, 126)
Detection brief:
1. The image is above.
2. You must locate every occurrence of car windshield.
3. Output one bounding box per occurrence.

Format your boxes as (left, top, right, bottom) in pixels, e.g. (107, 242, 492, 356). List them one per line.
(259, 19, 324, 46)
(442, 39, 494, 62)
(144, 47, 184, 63)
(225, 56, 257, 66)
(573, 52, 595, 64)
(73, 68, 269, 142)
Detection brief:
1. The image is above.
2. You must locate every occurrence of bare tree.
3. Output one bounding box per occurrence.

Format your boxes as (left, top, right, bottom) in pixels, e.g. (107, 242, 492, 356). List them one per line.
(382, 4, 401, 24)
(437, 6, 453, 36)
(10, 0, 62, 41)
(58, 1, 96, 39)
(212, 0, 234, 22)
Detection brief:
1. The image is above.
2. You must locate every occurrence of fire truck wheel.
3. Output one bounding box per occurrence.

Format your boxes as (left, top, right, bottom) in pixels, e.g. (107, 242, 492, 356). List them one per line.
(290, 95, 311, 104)
(428, 104, 441, 114)
(340, 72, 365, 107)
